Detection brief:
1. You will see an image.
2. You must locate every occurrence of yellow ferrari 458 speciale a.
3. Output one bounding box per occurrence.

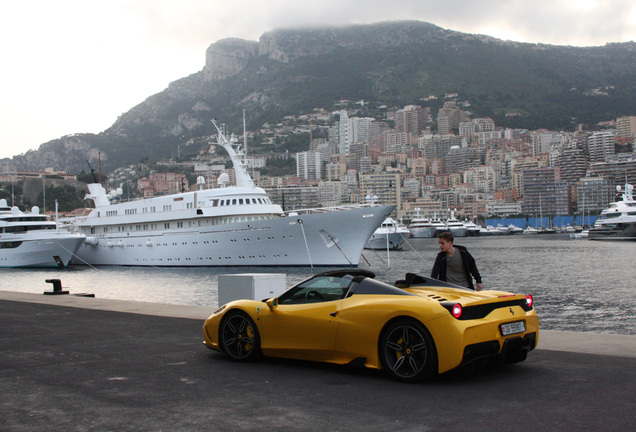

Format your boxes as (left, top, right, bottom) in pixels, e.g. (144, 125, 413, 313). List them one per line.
(202, 269, 539, 382)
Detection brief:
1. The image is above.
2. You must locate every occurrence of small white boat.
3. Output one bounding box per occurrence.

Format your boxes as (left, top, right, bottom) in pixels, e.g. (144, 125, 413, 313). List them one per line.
(569, 230, 589, 239)
(523, 226, 539, 235)
(365, 217, 410, 250)
(507, 225, 524, 235)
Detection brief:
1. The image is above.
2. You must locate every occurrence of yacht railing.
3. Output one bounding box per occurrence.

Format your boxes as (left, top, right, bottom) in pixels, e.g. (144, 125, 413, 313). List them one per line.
(283, 203, 380, 216)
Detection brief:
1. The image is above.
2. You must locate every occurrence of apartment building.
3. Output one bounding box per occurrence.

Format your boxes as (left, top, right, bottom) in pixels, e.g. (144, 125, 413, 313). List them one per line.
(395, 105, 429, 135)
(521, 167, 569, 216)
(359, 172, 401, 209)
(587, 131, 616, 163)
(296, 151, 322, 182)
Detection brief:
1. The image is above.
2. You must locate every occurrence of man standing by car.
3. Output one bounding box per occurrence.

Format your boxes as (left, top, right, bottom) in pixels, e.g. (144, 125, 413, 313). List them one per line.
(431, 232, 483, 291)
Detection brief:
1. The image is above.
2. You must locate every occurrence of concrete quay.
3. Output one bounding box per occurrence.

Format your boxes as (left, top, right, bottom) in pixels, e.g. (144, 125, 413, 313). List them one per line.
(1, 290, 634, 432)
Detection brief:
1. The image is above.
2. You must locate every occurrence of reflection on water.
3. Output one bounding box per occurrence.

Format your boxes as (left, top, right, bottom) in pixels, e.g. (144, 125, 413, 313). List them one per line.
(2, 235, 634, 335)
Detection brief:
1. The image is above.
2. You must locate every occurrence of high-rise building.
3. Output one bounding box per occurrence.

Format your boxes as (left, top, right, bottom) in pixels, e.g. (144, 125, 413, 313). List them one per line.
(576, 177, 614, 214)
(521, 167, 569, 216)
(334, 110, 350, 155)
(437, 101, 469, 134)
(265, 185, 319, 211)
(616, 116, 636, 144)
(472, 118, 496, 132)
(296, 151, 322, 182)
(359, 173, 402, 209)
(511, 157, 543, 197)
(317, 180, 346, 207)
(444, 146, 479, 174)
(418, 134, 462, 159)
(463, 165, 500, 193)
(395, 105, 429, 135)
(587, 131, 616, 163)
(586, 154, 636, 187)
(559, 147, 589, 213)
(349, 117, 375, 144)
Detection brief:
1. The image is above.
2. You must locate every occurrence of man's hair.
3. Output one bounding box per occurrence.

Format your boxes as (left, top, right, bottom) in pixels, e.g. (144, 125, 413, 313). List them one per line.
(437, 231, 454, 243)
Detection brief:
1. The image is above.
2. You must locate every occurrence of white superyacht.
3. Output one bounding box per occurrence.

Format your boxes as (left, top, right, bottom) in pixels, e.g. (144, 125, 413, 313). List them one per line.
(408, 209, 437, 238)
(69, 122, 395, 266)
(0, 200, 85, 268)
(588, 183, 636, 241)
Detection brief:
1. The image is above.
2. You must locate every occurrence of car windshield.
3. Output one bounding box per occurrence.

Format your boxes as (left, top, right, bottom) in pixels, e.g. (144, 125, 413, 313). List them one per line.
(278, 275, 354, 304)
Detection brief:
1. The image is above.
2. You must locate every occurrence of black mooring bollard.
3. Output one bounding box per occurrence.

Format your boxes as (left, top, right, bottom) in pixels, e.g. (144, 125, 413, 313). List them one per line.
(44, 278, 69, 295)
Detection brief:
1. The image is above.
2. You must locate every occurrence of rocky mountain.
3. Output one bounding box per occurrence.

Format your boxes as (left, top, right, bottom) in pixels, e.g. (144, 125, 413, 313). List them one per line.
(6, 20, 636, 174)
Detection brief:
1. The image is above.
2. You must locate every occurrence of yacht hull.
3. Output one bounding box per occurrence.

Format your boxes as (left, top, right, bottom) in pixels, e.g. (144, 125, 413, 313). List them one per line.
(588, 222, 636, 241)
(364, 232, 406, 250)
(72, 205, 395, 267)
(409, 227, 437, 238)
(0, 235, 85, 268)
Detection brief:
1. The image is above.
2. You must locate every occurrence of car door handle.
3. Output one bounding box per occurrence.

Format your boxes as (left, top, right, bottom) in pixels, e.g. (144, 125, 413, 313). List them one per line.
(330, 311, 338, 317)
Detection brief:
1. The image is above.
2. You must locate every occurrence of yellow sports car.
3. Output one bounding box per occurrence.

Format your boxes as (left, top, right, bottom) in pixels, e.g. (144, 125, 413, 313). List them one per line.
(202, 269, 538, 382)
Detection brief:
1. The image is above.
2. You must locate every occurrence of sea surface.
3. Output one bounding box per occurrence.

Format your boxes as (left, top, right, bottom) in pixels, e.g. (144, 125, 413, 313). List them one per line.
(2, 235, 634, 335)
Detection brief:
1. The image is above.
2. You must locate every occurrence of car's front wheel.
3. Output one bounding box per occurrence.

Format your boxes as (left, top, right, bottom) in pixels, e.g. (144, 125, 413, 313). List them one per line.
(220, 311, 261, 361)
(379, 318, 437, 383)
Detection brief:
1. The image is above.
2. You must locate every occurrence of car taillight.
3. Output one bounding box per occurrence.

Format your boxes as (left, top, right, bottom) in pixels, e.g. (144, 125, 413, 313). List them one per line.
(451, 303, 463, 319)
(525, 294, 534, 309)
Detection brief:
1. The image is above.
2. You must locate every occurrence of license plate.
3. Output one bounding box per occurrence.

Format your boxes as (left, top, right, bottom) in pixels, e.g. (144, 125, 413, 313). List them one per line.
(500, 321, 526, 336)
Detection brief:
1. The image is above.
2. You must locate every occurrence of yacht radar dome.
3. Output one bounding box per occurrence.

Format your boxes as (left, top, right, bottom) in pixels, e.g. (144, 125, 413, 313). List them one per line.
(217, 172, 230, 187)
(196, 176, 206, 190)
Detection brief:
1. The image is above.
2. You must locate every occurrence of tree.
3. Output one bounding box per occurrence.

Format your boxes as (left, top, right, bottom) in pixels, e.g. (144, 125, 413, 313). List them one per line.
(37, 185, 87, 212)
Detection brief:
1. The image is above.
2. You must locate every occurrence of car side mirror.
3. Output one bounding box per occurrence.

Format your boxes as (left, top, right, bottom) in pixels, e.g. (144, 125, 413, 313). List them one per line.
(266, 297, 278, 310)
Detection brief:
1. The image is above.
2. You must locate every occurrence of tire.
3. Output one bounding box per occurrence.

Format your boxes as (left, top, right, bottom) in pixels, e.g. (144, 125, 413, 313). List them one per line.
(220, 311, 261, 362)
(379, 318, 437, 383)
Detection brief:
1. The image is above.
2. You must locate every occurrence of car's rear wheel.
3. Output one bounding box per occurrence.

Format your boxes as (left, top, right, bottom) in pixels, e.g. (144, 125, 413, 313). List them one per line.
(220, 311, 261, 361)
(379, 318, 437, 383)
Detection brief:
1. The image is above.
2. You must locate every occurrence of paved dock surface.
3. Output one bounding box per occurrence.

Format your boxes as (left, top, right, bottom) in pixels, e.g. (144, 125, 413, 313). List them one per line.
(1, 292, 635, 432)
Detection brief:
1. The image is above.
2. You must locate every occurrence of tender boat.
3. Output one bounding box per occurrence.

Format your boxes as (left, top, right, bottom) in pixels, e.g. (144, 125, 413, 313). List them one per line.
(588, 183, 636, 241)
(365, 217, 410, 250)
(67, 121, 395, 267)
(0, 200, 85, 268)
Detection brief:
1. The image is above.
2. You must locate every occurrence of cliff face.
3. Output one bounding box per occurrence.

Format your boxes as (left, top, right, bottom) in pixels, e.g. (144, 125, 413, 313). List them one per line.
(6, 20, 636, 174)
(203, 38, 258, 80)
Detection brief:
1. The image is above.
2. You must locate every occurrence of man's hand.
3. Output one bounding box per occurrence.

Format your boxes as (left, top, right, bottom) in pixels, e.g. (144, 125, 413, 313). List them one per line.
(475, 283, 483, 291)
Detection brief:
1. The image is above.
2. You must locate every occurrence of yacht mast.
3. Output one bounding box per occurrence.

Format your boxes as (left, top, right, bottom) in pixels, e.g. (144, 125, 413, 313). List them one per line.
(211, 119, 254, 189)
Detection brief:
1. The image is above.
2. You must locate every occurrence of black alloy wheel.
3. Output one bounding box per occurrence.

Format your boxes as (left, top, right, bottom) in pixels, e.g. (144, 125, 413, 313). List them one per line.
(379, 319, 437, 382)
(220, 311, 261, 361)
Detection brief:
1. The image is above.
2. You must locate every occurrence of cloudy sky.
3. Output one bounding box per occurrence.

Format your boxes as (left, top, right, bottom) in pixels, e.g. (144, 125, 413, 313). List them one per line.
(1, 0, 634, 160)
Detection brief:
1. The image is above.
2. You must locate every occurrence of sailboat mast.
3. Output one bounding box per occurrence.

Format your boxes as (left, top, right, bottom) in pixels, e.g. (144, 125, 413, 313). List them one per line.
(243, 109, 247, 161)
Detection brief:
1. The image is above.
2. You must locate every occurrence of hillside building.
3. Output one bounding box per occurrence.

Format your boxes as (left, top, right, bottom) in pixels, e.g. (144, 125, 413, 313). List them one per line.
(296, 151, 322, 182)
(394, 105, 429, 136)
(437, 101, 469, 134)
(616, 116, 636, 146)
(521, 167, 569, 216)
(359, 173, 401, 209)
(587, 131, 616, 163)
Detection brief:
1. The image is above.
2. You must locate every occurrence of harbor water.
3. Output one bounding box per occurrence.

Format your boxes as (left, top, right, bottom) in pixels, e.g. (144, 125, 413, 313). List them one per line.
(2, 235, 634, 335)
